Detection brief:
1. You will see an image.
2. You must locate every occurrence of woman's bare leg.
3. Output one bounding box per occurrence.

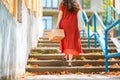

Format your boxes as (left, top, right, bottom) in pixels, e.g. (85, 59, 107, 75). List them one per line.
(63, 53, 67, 61)
(68, 54, 73, 66)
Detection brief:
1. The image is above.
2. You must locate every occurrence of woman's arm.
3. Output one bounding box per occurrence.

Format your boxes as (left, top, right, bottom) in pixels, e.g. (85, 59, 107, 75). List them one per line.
(56, 10, 63, 29)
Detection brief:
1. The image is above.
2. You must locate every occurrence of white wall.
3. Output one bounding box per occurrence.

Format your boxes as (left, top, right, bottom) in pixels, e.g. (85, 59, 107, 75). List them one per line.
(115, 0, 120, 12)
(91, 0, 103, 12)
(0, 1, 16, 79)
(0, 0, 43, 80)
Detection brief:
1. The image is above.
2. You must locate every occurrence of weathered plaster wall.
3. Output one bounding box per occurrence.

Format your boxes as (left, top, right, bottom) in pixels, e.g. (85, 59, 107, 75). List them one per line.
(0, 0, 43, 80)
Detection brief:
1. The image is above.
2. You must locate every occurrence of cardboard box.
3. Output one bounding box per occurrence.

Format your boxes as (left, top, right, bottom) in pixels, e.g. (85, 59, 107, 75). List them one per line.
(49, 29, 65, 42)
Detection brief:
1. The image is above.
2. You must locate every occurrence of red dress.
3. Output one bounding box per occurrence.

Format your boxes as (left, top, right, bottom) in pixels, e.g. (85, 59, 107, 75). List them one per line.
(59, 4, 83, 56)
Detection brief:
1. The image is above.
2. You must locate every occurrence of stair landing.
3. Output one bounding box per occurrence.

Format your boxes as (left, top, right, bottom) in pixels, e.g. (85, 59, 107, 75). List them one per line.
(18, 74, 120, 80)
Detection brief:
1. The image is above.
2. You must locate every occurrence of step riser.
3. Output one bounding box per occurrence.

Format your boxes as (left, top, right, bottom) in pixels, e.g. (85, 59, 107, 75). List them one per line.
(37, 44, 115, 47)
(40, 38, 96, 40)
(38, 41, 113, 44)
(26, 68, 120, 73)
(27, 61, 119, 66)
(40, 38, 114, 41)
(31, 49, 116, 53)
(29, 55, 104, 60)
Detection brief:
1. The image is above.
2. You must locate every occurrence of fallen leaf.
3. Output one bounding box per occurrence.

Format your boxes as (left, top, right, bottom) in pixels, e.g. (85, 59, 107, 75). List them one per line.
(43, 71, 50, 75)
(81, 56, 87, 60)
(99, 72, 106, 75)
(98, 58, 103, 60)
(76, 72, 82, 75)
(84, 63, 92, 67)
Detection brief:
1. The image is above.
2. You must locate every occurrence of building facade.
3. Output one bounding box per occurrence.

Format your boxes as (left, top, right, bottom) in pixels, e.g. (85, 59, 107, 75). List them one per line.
(115, 0, 120, 12)
(42, 0, 103, 30)
(0, 0, 43, 79)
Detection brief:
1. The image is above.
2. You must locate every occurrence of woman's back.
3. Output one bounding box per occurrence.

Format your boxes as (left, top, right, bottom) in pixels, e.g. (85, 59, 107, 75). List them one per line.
(59, 1, 82, 56)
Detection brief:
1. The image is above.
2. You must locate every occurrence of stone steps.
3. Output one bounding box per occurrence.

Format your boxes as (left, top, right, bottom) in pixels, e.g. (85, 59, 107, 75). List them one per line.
(38, 40, 113, 44)
(27, 60, 120, 66)
(39, 37, 114, 40)
(29, 54, 105, 60)
(26, 34, 119, 73)
(37, 43, 116, 47)
(29, 54, 120, 60)
(26, 67, 120, 73)
(31, 47, 116, 53)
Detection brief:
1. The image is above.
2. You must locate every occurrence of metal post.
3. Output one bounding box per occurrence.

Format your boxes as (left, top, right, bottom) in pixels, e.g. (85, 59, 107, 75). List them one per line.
(105, 31, 109, 72)
(94, 14, 97, 48)
(110, 7, 112, 24)
(106, 0, 109, 27)
(88, 22, 90, 48)
(82, 30, 85, 37)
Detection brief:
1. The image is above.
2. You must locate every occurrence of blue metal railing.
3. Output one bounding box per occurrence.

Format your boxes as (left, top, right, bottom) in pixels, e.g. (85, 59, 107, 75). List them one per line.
(82, 10, 120, 72)
(110, 5, 120, 36)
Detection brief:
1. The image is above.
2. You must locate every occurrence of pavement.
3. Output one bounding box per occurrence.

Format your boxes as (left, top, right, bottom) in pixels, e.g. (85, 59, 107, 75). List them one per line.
(18, 74, 120, 80)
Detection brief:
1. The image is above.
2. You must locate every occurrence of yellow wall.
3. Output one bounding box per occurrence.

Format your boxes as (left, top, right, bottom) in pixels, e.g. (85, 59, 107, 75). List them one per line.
(2, 0, 42, 19)
(2, 0, 17, 17)
(24, 0, 42, 17)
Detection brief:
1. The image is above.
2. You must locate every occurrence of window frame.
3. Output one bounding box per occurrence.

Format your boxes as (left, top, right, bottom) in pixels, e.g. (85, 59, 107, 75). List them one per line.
(43, 16, 53, 30)
(43, 0, 59, 9)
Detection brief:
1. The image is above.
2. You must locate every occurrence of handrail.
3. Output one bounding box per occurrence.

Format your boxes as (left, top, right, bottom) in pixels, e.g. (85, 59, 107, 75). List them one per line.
(105, 19, 120, 31)
(94, 12, 106, 30)
(110, 5, 120, 36)
(110, 6, 119, 15)
(82, 11, 89, 22)
(82, 11, 106, 49)
(82, 12, 106, 30)
(110, 5, 119, 22)
(82, 10, 120, 72)
(88, 14, 94, 22)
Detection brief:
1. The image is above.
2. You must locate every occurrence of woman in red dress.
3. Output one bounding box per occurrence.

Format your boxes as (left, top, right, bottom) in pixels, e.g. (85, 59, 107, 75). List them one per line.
(56, 0, 83, 66)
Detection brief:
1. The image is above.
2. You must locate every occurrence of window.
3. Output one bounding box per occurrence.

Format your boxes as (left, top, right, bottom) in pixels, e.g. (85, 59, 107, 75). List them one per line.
(79, 0, 90, 9)
(43, 16, 52, 30)
(43, 0, 59, 9)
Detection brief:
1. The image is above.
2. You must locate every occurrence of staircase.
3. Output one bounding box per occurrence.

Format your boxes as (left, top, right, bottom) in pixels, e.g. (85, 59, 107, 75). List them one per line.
(26, 30, 120, 73)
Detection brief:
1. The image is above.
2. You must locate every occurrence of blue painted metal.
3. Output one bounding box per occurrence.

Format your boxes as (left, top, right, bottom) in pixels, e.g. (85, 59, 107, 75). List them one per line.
(110, 5, 120, 36)
(89, 33, 94, 39)
(106, 52, 120, 58)
(110, 7, 113, 24)
(88, 22, 90, 48)
(111, 6, 119, 15)
(88, 14, 94, 22)
(94, 13, 106, 30)
(105, 3, 109, 72)
(111, 17, 115, 22)
(105, 19, 120, 31)
(106, 3, 108, 27)
(82, 10, 120, 72)
(105, 31, 109, 72)
(82, 30, 85, 37)
(82, 11, 89, 37)
(95, 33, 105, 54)
(82, 11, 89, 22)
(105, 58, 109, 72)
(94, 15, 97, 48)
